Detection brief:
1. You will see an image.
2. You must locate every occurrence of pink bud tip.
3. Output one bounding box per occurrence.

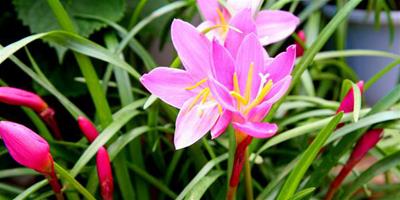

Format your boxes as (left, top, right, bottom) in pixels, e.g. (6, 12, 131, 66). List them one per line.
(295, 30, 306, 57)
(0, 121, 54, 175)
(336, 81, 364, 114)
(0, 87, 48, 113)
(96, 147, 114, 200)
(77, 116, 99, 143)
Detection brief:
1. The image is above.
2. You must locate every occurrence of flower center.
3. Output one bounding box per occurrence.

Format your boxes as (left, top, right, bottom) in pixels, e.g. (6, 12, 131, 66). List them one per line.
(185, 78, 223, 115)
(229, 63, 273, 114)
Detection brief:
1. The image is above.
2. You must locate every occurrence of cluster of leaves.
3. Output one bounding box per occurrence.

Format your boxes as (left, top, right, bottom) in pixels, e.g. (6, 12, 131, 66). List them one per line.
(0, 0, 399, 199)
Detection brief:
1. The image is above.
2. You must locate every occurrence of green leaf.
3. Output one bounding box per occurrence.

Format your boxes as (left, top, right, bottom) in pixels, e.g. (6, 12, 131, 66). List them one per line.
(292, 187, 316, 200)
(0, 168, 38, 179)
(0, 31, 141, 80)
(276, 112, 343, 200)
(176, 154, 228, 200)
(339, 79, 353, 101)
(53, 163, 95, 200)
(70, 99, 145, 177)
(184, 170, 225, 200)
(341, 150, 400, 199)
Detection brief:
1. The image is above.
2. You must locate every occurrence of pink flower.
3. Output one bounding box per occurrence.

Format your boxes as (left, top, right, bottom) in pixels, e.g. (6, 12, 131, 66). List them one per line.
(0, 121, 54, 174)
(0, 87, 48, 113)
(196, 0, 299, 45)
(336, 81, 364, 113)
(96, 147, 114, 200)
(140, 19, 223, 149)
(295, 30, 306, 57)
(208, 33, 296, 139)
(325, 129, 383, 200)
(78, 116, 99, 143)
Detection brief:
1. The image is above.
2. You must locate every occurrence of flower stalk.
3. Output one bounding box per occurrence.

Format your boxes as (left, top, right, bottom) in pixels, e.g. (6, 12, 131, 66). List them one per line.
(324, 129, 383, 200)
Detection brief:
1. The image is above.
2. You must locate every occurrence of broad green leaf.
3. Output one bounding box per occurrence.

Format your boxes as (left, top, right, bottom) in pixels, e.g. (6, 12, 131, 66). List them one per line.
(280, 109, 335, 127)
(0, 31, 141, 80)
(341, 150, 400, 199)
(176, 154, 228, 200)
(184, 170, 225, 200)
(13, 0, 125, 39)
(276, 112, 343, 200)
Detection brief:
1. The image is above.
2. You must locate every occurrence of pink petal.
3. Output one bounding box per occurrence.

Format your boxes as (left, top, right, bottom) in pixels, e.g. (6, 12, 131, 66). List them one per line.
(227, 0, 263, 16)
(171, 19, 211, 79)
(208, 78, 236, 111)
(77, 116, 99, 143)
(232, 121, 277, 138)
(96, 147, 114, 200)
(140, 67, 196, 108)
(225, 9, 256, 58)
(0, 87, 48, 113)
(265, 45, 296, 83)
(211, 40, 235, 90)
(235, 33, 265, 100)
(196, 0, 220, 22)
(337, 81, 364, 113)
(247, 102, 272, 122)
(263, 76, 292, 104)
(174, 98, 220, 149)
(255, 10, 300, 45)
(0, 121, 53, 174)
(211, 110, 232, 139)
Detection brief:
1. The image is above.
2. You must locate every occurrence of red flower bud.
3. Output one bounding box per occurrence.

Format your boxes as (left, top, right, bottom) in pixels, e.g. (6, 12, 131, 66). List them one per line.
(77, 116, 99, 143)
(336, 81, 364, 113)
(96, 147, 114, 200)
(0, 87, 48, 113)
(295, 30, 306, 57)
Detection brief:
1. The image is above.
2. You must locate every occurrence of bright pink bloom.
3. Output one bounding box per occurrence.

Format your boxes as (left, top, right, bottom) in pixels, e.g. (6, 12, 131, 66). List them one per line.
(77, 116, 99, 143)
(325, 129, 383, 200)
(196, 0, 299, 45)
(141, 19, 223, 149)
(336, 81, 364, 113)
(295, 30, 306, 57)
(208, 33, 296, 139)
(96, 147, 114, 200)
(0, 87, 48, 113)
(0, 121, 54, 174)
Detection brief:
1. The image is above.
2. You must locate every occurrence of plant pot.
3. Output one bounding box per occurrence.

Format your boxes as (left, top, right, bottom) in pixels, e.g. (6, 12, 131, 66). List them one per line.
(322, 5, 400, 105)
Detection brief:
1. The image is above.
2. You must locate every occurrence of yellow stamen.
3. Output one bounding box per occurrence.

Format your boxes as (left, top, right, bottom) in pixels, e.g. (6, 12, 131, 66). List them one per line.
(233, 72, 240, 93)
(217, 104, 223, 114)
(216, 8, 227, 30)
(230, 91, 247, 105)
(188, 88, 209, 110)
(185, 78, 207, 90)
(244, 80, 273, 114)
(201, 88, 210, 103)
(244, 63, 254, 104)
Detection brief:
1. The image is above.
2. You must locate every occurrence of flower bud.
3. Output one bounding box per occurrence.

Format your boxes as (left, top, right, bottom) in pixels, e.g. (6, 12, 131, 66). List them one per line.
(96, 147, 114, 200)
(295, 30, 306, 57)
(77, 116, 99, 143)
(0, 87, 48, 113)
(336, 81, 364, 113)
(0, 121, 53, 175)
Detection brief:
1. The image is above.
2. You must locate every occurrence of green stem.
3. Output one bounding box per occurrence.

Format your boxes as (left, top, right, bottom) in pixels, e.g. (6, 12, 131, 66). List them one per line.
(244, 149, 253, 200)
(46, 0, 113, 126)
(53, 163, 96, 200)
